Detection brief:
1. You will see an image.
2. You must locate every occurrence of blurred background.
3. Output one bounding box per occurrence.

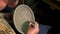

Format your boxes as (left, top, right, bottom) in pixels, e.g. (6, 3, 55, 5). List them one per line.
(0, 0, 60, 34)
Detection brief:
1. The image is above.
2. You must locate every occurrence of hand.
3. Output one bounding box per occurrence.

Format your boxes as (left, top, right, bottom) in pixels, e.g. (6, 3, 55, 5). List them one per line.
(26, 22, 39, 34)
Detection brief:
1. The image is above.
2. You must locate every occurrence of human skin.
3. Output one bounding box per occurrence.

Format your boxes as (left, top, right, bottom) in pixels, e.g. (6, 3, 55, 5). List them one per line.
(0, 0, 18, 11)
(0, 0, 8, 11)
(26, 22, 39, 34)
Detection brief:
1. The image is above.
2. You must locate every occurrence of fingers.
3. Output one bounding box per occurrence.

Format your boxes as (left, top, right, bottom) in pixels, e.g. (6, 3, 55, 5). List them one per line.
(34, 22, 39, 32)
(28, 21, 35, 28)
(28, 21, 39, 28)
(34, 22, 39, 28)
(26, 21, 39, 34)
(28, 21, 39, 31)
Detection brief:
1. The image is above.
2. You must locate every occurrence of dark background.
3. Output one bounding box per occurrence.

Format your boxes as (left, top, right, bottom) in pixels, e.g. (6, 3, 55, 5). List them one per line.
(2, 0, 60, 27)
(1, 0, 60, 34)
(25, 0, 60, 26)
